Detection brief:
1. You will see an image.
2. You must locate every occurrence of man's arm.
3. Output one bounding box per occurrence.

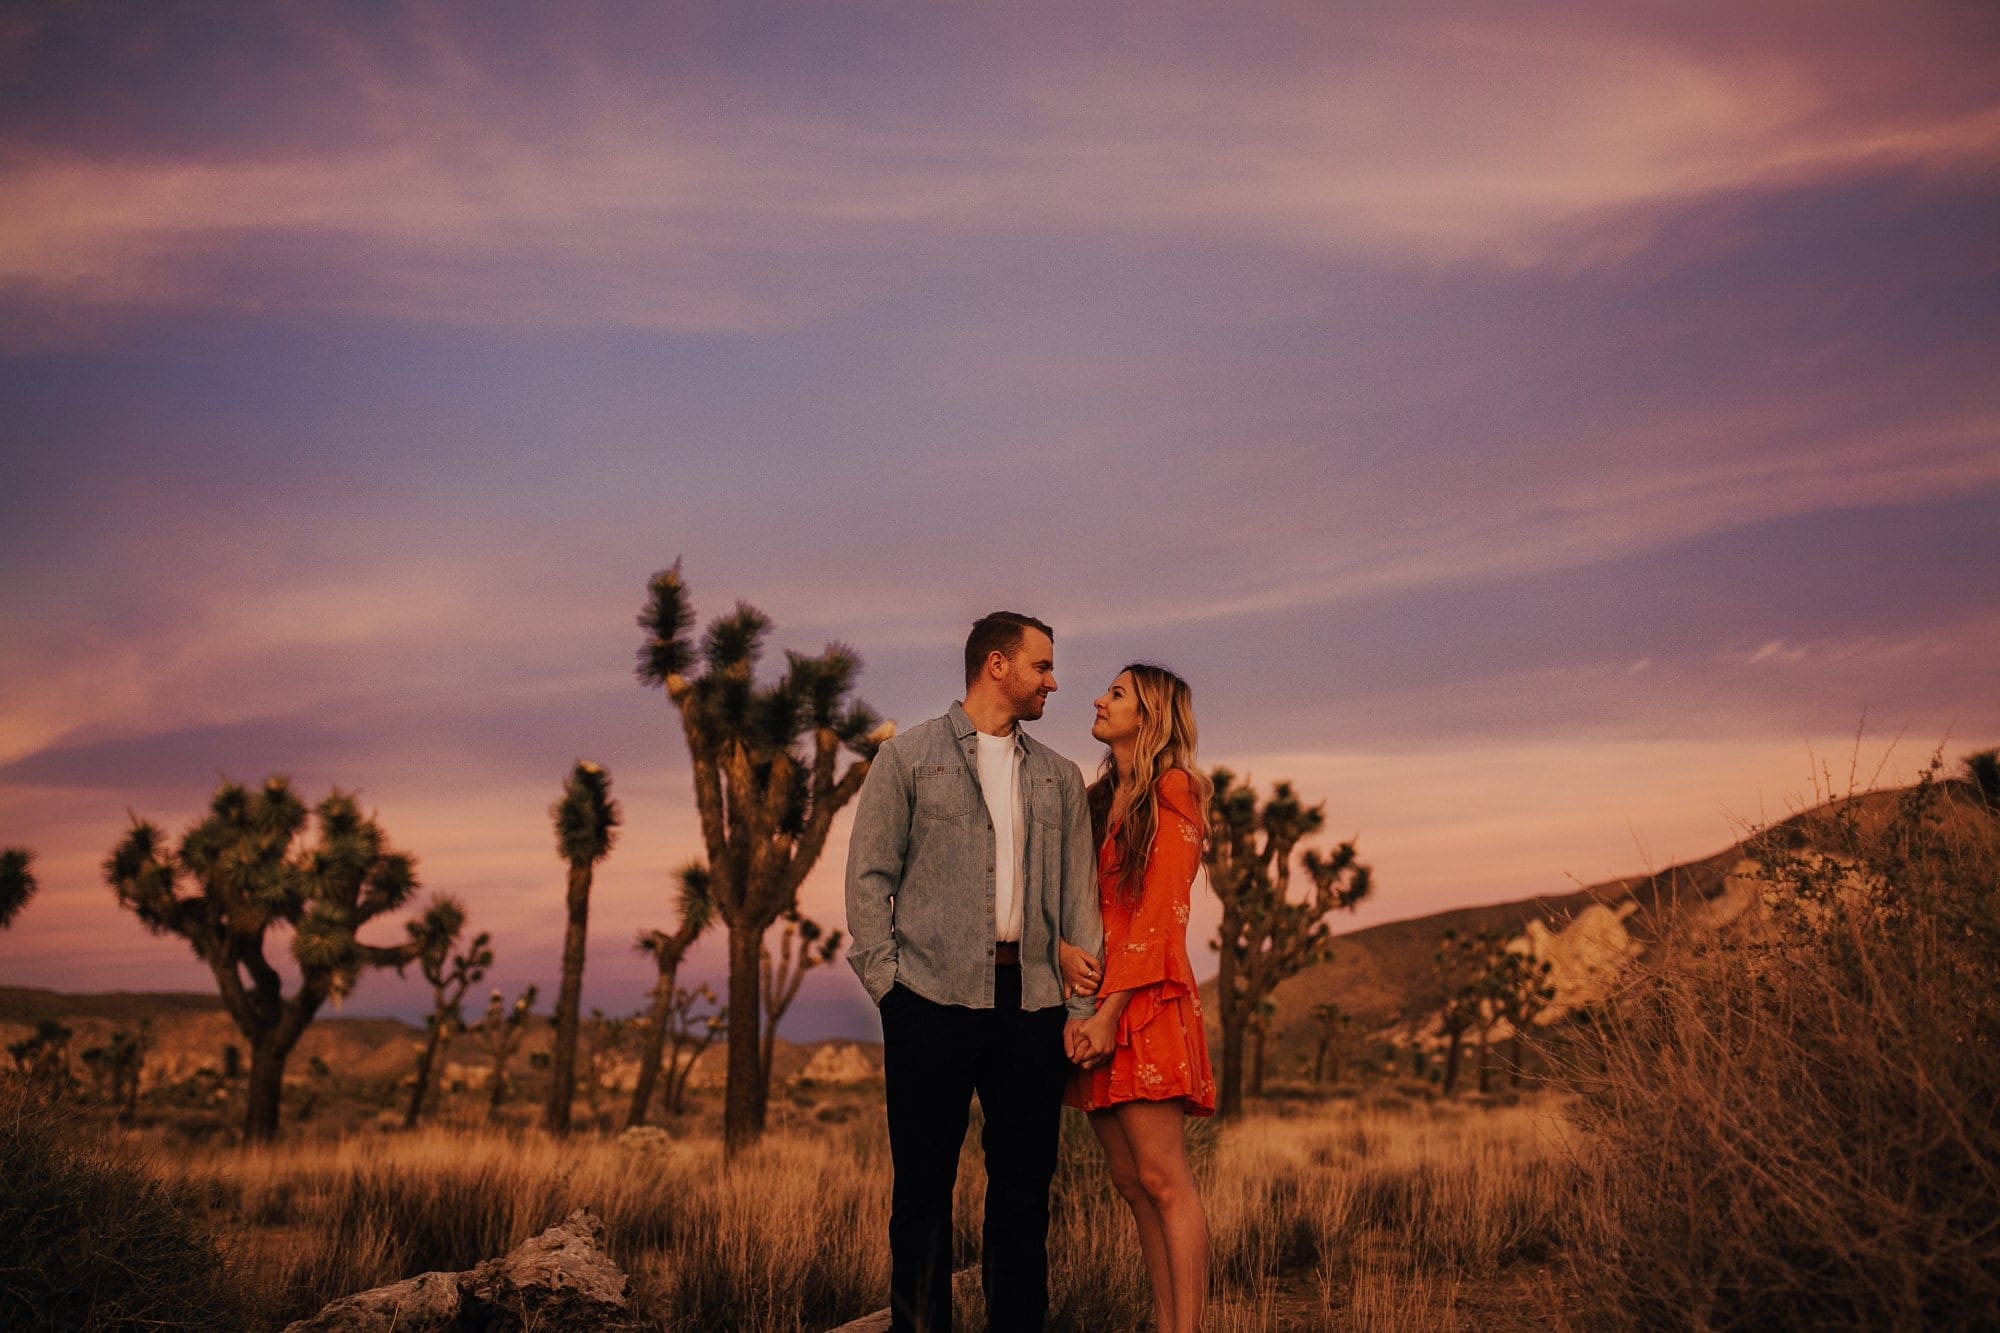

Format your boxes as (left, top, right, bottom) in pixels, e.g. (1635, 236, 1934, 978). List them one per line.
(1057, 759, 1104, 1020)
(844, 739, 912, 1004)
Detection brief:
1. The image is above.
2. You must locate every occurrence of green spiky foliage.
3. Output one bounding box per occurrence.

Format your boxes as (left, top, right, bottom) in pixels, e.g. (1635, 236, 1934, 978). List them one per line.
(403, 895, 493, 1128)
(758, 910, 844, 1105)
(637, 562, 889, 1154)
(628, 861, 714, 1128)
(0, 848, 37, 931)
(545, 761, 620, 1137)
(103, 777, 419, 1143)
(1205, 768, 1373, 1117)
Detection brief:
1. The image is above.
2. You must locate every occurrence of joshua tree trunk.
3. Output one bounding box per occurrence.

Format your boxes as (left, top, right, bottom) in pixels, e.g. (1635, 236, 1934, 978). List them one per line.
(627, 975, 678, 1128)
(1441, 1028, 1465, 1095)
(245, 1038, 291, 1144)
(487, 1058, 509, 1121)
(546, 861, 592, 1136)
(724, 921, 765, 1151)
(406, 1024, 446, 1129)
(1216, 918, 1245, 1118)
(1509, 1030, 1527, 1087)
(1476, 1028, 1492, 1094)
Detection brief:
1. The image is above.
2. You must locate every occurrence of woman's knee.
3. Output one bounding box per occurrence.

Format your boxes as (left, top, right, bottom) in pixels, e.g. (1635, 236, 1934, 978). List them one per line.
(1133, 1157, 1193, 1207)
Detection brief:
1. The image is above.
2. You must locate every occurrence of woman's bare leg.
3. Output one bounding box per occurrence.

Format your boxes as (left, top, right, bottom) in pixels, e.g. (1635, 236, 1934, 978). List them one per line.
(1090, 1108, 1175, 1330)
(1113, 1099, 1207, 1332)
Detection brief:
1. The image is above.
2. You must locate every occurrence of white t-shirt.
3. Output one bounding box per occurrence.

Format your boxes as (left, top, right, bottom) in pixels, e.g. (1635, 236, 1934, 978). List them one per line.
(973, 729, 1027, 943)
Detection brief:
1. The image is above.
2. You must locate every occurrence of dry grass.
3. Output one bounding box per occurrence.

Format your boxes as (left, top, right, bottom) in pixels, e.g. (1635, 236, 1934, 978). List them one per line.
(1564, 765, 2000, 1330)
(118, 1088, 1580, 1330)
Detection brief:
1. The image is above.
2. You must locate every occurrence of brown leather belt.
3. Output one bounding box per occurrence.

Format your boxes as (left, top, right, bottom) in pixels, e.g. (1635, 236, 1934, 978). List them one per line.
(993, 941, 1021, 966)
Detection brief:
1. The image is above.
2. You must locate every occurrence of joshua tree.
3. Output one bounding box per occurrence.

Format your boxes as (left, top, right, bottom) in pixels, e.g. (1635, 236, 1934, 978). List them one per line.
(1432, 928, 1492, 1095)
(627, 862, 714, 1128)
(1484, 942, 1556, 1088)
(659, 984, 725, 1117)
(104, 777, 428, 1143)
(1310, 1002, 1354, 1085)
(404, 896, 492, 1128)
(636, 562, 891, 1154)
(9, 1019, 71, 1101)
(546, 762, 620, 1137)
(759, 910, 843, 1105)
(475, 983, 538, 1123)
(1204, 768, 1373, 1117)
(80, 1023, 149, 1122)
(0, 847, 36, 932)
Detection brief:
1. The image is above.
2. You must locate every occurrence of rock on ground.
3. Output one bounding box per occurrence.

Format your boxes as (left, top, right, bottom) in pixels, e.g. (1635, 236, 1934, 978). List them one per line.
(283, 1208, 643, 1332)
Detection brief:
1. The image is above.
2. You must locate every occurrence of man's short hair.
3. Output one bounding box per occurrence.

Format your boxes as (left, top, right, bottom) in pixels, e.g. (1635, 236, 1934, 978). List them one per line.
(965, 611, 1054, 687)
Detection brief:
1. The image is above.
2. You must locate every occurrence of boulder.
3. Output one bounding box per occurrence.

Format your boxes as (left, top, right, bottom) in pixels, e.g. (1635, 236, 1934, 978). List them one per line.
(283, 1208, 642, 1332)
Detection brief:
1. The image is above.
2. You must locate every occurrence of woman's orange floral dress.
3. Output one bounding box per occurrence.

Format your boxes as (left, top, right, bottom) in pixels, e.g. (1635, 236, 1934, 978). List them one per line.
(1065, 768, 1217, 1117)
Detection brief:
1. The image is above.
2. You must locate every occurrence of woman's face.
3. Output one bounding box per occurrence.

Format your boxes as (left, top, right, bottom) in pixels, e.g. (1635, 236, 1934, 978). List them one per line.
(1090, 671, 1142, 745)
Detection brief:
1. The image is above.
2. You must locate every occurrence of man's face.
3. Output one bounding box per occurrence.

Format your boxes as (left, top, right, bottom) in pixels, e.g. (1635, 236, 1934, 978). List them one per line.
(999, 627, 1057, 722)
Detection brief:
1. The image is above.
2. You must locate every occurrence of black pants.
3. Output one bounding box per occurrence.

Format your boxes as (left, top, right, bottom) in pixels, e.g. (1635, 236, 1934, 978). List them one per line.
(880, 965, 1071, 1333)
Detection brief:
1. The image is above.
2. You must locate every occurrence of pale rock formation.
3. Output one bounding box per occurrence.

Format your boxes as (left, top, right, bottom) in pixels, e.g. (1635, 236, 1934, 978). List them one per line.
(282, 1209, 641, 1332)
(1522, 899, 1647, 1018)
(799, 1042, 877, 1084)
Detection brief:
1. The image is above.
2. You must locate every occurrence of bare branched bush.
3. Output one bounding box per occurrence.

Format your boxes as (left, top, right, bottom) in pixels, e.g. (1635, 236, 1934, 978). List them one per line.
(1566, 758, 2000, 1329)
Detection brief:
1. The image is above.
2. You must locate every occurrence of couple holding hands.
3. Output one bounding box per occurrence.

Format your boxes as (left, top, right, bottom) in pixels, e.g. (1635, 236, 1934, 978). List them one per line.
(846, 611, 1216, 1332)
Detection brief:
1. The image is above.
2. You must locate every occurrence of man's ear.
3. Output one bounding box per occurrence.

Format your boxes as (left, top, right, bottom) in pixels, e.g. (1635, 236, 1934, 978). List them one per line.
(985, 650, 1008, 680)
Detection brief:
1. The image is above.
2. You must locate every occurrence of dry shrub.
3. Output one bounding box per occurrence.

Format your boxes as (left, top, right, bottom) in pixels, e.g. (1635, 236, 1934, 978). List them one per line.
(1567, 763, 2000, 1329)
(0, 1087, 245, 1329)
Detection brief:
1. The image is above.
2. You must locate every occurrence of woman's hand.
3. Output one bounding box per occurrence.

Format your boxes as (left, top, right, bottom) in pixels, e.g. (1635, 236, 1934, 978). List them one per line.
(1058, 939, 1102, 998)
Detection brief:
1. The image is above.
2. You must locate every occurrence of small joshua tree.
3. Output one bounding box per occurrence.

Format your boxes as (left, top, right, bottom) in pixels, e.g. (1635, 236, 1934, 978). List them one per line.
(546, 762, 620, 1137)
(628, 862, 714, 1128)
(475, 984, 538, 1123)
(660, 984, 725, 1117)
(759, 910, 843, 1104)
(80, 1023, 149, 1122)
(105, 777, 427, 1143)
(1205, 768, 1373, 1116)
(404, 896, 492, 1128)
(636, 562, 891, 1154)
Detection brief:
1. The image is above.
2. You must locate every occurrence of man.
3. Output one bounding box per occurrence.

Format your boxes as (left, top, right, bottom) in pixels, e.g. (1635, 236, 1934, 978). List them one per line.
(846, 610, 1106, 1332)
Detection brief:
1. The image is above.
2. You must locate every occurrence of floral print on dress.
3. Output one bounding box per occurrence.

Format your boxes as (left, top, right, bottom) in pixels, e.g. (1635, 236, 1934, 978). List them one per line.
(1064, 768, 1217, 1118)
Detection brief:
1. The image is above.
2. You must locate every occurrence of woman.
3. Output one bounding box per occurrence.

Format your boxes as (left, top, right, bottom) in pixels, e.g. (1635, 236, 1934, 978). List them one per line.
(1064, 663, 1216, 1333)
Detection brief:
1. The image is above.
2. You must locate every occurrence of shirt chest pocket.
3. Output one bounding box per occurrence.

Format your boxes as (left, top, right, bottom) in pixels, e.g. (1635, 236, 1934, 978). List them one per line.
(914, 765, 974, 820)
(1028, 774, 1062, 828)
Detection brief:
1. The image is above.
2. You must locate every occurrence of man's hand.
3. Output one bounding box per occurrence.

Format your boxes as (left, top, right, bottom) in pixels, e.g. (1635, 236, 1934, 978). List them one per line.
(1058, 939, 1102, 999)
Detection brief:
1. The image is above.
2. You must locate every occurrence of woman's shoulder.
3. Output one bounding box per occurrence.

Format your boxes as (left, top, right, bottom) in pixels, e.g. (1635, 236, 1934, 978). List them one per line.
(1152, 767, 1203, 819)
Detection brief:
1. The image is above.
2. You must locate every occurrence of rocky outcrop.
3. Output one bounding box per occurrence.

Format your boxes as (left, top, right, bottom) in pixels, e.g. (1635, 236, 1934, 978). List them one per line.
(799, 1042, 878, 1084)
(282, 1209, 642, 1332)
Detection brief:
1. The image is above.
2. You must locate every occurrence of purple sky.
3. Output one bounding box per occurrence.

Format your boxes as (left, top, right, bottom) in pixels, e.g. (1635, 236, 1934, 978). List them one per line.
(3, 2, 1996, 1041)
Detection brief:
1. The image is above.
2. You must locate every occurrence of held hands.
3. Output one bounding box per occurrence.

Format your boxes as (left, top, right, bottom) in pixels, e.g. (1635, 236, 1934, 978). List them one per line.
(1058, 938, 1102, 998)
(1064, 1014, 1115, 1069)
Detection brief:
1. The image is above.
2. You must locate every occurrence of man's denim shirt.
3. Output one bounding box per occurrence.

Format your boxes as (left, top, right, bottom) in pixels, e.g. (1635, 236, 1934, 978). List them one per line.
(845, 701, 1103, 1018)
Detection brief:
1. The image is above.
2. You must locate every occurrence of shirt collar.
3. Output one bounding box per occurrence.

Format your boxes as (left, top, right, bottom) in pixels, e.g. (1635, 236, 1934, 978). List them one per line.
(949, 700, 1031, 754)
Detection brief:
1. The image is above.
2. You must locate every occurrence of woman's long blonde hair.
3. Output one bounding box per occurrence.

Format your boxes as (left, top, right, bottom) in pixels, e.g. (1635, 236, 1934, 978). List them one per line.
(1089, 663, 1212, 899)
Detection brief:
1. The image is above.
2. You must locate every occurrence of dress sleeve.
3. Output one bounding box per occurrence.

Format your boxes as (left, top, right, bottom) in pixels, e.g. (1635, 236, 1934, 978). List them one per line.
(1100, 770, 1204, 1038)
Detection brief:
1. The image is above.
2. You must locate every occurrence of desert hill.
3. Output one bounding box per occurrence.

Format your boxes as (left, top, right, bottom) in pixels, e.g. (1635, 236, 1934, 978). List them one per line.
(1226, 780, 1996, 1080)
